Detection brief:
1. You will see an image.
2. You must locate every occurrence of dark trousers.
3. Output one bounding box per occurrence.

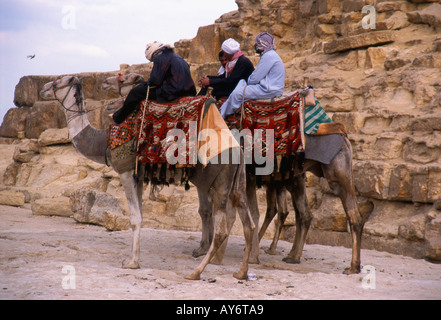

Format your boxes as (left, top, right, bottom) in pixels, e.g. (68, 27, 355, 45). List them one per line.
(113, 82, 157, 124)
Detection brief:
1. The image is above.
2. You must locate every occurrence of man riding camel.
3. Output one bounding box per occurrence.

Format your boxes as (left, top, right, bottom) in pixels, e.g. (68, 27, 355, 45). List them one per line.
(198, 38, 255, 100)
(219, 32, 285, 119)
(113, 41, 196, 124)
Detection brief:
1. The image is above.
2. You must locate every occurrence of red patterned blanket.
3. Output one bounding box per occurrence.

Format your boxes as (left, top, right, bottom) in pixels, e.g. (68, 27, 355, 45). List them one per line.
(107, 92, 304, 169)
(222, 91, 304, 156)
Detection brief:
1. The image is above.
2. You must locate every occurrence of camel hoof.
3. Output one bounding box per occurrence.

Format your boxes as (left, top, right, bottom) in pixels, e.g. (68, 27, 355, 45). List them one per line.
(233, 271, 248, 280)
(264, 248, 277, 255)
(343, 266, 360, 275)
(192, 248, 208, 258)
(185, 273, 201, 281)
(122, 260, 140, 269)
(282, 257, 300, 264)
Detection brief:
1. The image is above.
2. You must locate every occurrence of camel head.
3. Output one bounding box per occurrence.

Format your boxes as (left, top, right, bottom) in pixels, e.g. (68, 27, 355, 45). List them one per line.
(40, 76, 82, 102)
(102, 72, 144, 97)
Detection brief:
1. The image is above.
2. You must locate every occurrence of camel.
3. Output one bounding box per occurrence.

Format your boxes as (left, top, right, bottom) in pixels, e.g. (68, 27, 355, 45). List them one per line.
(100, 73, 365, 274)
(257, 136, 365, 275)
(101, 73, 261, 264)
(39, 75, 256, 281)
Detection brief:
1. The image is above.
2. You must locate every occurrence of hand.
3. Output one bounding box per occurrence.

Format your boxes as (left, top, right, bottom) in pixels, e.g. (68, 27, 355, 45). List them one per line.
(198, 76, 210, 87)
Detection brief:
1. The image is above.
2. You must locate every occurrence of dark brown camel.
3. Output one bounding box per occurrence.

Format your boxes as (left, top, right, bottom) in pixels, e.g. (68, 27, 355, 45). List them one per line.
(258, 135, 365, 274)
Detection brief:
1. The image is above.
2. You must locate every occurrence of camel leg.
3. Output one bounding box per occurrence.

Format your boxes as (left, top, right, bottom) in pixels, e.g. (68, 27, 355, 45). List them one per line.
(185, 166, 236, 280)
(233, 184, 254, 280)
(323, 139, 363, 274)
(120, 168, 144, 269)
(192, 188, 213, 258)
(209, 199, 230, 265)
(267, 186, 289, 255)
(246, 173, 260, 264)
(283, 174, 312, 264)
(258, 184, 277, 242)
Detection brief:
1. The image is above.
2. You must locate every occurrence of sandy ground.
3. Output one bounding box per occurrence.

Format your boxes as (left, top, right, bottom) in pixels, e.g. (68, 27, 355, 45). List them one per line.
(0, 204, 440, 301)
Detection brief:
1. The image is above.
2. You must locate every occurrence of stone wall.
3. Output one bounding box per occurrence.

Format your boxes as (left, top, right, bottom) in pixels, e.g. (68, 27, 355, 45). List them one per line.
(0, 0, 440, 261)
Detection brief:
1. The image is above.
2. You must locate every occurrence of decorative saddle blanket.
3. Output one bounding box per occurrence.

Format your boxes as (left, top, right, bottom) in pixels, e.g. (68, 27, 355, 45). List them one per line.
(222, 91, 305, 157)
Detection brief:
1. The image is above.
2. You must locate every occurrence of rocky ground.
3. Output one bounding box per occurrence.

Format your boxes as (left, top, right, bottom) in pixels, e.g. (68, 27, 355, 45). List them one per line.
(0, 204, 440, 300)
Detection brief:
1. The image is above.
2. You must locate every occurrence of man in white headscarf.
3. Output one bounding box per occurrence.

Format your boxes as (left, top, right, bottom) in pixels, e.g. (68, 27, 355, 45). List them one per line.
(113, 41, 196, 124)
(198, 38, 254, 99)
(219, 32, 285, 119)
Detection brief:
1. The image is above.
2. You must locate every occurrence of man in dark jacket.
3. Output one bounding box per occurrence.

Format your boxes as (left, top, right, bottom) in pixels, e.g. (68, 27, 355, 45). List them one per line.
(198, 38, 254, 100)
(113, 42, 196, 124)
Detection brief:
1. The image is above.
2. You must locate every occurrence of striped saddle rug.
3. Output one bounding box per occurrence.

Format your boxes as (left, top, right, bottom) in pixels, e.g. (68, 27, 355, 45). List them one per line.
(223, 91, 305, 157)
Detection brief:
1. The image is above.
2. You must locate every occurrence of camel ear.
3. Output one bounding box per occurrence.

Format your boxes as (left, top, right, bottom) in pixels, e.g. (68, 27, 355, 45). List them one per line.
(135, 75, 144, 83)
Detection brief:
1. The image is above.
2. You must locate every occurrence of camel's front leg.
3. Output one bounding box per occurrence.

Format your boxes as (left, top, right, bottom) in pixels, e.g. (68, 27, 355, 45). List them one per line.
(119, 169, 144, 269)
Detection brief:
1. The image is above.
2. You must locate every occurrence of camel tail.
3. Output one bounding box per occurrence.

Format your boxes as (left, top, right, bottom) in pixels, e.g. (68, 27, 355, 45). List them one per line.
(230, 148, 245, 208)
(230, 148, 255, 233)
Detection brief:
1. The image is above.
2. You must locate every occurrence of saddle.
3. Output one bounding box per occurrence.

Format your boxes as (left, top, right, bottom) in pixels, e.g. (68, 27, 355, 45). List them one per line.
(107, 92, 345, 183)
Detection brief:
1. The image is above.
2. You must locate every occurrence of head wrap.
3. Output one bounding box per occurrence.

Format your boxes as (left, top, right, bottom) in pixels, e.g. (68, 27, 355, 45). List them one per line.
(255, 32, 275, 55)
(221, 38, 241, 55)
(145, 42, 173, 61)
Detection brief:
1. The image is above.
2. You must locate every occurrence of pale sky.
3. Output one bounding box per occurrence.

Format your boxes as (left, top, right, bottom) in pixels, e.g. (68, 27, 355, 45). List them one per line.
(0, 0, 238, 124)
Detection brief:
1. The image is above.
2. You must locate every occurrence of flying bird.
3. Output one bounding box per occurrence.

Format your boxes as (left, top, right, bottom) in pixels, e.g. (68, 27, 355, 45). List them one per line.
(27, 54, 36, 60)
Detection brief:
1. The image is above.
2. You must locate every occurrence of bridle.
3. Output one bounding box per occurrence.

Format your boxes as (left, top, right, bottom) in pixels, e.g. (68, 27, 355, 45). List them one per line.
(40, 78, 86, 116)
(41, 78, 100, 121)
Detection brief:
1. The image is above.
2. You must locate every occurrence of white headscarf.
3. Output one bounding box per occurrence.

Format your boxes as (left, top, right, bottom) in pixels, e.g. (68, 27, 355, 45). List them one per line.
(221, 38, 240, 55)
(145, 42, 173, 61)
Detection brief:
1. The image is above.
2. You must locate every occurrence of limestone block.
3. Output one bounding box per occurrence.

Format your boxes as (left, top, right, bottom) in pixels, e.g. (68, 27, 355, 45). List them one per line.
(403, 132, 441, 164)
(312, 194, 348, 232)
(3, 162, 20, 186)
(324, 31, 395, 54)
(365, 47, 386, 69)
(376, 1, 416, 13)
(388, 164, 413, 201)
(384, 11, 411, 30)
(407, 3, 441, 31)
(13, 139, 40, 163)
(70, 188, 129, 231)
(398, 213, 426, 242)
(25, 101, 67, 139)
(373, 134, 403, 160)
(331, 112, 366, 133)
(14, 75, 56, 108)
(0, 108, 31, 138)
(31, 197, 73, 217)
(353, 161, 392, 200)
(38, 128, 71, 147)
(0, 190, 25, 207)
(425, 208, 441, 261)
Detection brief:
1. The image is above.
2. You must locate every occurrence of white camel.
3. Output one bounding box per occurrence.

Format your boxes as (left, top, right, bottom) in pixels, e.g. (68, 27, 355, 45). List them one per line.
(40, 75, 255, 280)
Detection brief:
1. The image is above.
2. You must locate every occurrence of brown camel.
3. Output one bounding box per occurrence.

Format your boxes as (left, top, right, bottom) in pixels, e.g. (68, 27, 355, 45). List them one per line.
(39, 75, 256, 280)
(101, 73, 261, 264)
(258, 136, 365, 275)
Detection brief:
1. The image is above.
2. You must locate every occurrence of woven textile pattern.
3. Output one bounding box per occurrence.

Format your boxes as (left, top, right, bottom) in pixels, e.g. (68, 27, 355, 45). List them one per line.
(223, 91, 304, 157)
(108, 111, 138, 150)
(137, 96, 210, 164)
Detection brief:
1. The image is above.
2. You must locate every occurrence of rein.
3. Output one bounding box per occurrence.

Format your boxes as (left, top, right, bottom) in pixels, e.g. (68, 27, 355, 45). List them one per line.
(45, 79, 101, 121)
